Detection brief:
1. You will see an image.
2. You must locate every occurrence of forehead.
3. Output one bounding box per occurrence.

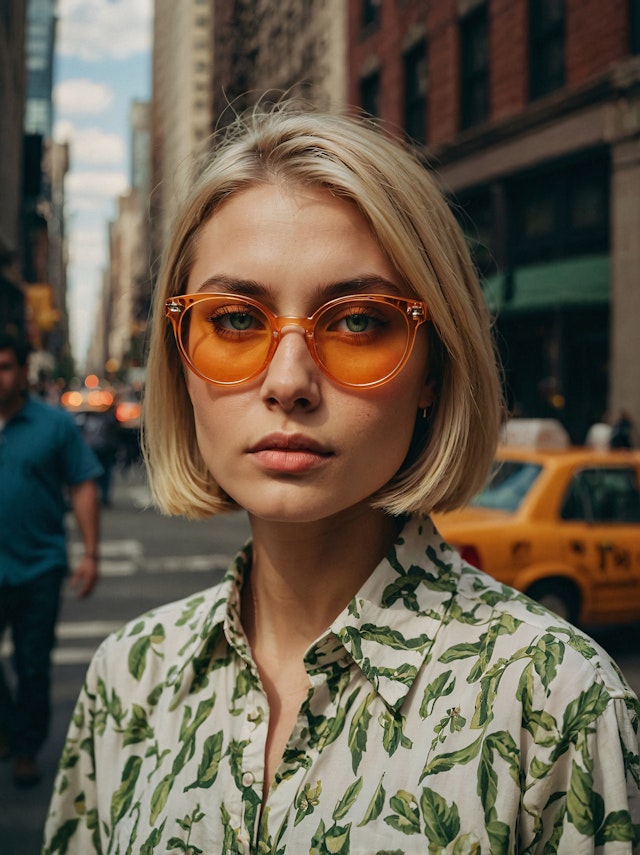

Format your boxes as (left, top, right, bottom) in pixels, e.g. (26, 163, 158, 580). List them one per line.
(186, 183, 399, 294)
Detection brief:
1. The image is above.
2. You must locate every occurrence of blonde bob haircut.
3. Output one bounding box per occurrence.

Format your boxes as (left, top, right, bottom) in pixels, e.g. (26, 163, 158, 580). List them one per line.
(143, 104, 504, 519)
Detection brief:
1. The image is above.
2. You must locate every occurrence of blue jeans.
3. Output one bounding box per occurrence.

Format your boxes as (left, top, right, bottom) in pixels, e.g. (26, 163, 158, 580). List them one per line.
(0, 567, 64, 757)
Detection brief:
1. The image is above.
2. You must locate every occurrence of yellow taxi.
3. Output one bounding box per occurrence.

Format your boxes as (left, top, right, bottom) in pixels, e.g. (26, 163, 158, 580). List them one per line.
(433, 420, 640, 628)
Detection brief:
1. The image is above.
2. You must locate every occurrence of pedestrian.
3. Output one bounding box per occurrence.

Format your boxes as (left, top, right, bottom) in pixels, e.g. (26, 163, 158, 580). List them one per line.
(77, 400, 119, 506)
(44, 107, 639, 852)
(610, 409, 635, 450)
(0, 332, 102, 788)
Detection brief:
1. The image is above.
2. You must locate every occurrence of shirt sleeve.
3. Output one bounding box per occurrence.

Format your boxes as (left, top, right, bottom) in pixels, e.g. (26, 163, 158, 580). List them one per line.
(58, 408, 104, 485)
(522, 682, 640, 851)
(43, 645, 106, 854)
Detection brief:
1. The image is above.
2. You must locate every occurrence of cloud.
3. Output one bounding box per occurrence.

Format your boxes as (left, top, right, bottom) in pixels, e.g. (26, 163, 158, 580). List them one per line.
(54, 78, 114, 115)
(66, 169, 128, 200)
(68, 227, 107, 269)
(54, 121, 125, 167)
(56, 0, 152, 61)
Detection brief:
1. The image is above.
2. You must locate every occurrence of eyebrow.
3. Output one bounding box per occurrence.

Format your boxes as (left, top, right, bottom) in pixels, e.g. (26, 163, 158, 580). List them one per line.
(193, 274, 404, 303)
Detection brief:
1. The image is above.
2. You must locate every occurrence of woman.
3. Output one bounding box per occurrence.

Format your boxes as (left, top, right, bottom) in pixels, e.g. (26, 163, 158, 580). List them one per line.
(44, 107, 639, 853)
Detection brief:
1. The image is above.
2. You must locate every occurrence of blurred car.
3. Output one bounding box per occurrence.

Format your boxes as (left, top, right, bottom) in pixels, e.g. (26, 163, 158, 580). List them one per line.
(113, 386, 142, 467)
(433, 421, 640, 628)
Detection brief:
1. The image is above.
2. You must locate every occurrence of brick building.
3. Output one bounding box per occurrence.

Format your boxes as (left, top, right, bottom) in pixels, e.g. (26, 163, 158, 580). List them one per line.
(348, 0, 640, 442)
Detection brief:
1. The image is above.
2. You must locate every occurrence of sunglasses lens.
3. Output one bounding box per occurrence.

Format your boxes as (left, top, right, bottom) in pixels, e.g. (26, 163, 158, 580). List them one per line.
(315, 299, 411, 386)
(181, 297, 272, 383)
(174, 295, 418, 386)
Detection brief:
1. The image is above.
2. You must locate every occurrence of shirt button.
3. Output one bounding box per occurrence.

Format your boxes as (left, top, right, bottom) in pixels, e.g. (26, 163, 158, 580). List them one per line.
(242, 771, 255, 787)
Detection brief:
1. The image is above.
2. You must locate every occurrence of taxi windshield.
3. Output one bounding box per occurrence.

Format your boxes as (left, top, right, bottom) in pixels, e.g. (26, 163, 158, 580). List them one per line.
(471, 460, 543, 512)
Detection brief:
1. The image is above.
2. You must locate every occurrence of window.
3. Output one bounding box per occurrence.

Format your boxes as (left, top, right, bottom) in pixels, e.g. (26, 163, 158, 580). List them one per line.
(460, 4, 489, 129)
(509, 154, 609, 264)
(360, 70, 381, 118)
(561, 468, 640, 523)
(362, 0, 380, 29)
(471, 461, 543, 512)
(529, 0, 565, 100)
(631, 0, 640, 54)
(403, 40, 427, 144)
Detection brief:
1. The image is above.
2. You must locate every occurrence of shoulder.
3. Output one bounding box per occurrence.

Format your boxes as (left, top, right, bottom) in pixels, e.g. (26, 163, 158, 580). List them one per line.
(90, 574, 235, 689)
(23, 395, 78, 432)
(446, 559, 637, 706)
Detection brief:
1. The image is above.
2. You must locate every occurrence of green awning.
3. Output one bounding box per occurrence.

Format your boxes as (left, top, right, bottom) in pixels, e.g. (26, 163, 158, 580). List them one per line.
(482, 255, 609, 314)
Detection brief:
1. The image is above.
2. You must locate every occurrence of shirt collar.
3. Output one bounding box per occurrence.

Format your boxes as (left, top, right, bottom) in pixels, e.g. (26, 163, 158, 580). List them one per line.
(179, 517, 460, 712)
(326, 515, 459, 710)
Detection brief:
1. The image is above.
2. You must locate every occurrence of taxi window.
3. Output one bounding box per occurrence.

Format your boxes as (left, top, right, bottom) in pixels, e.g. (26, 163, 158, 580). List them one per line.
(471, 461, 542, 511)
(561, 467, 640, 523)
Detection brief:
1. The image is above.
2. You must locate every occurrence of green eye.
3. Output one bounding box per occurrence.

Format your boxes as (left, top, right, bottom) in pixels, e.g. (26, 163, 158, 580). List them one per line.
(229, 312, 253, 331)
(345, 314, 370, 333)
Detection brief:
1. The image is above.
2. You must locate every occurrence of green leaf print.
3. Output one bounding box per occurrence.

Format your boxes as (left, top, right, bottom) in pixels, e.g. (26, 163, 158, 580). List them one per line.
(138, 819, 166, 854)
(358, 777, 386, 826)
(566, 759, 602, 836)
(128, 623, 166, 680)
(381, 568, 427, 612)
(121, 703, 154, 746)
(421, 732, 484, 778)
(109, 754, 143, 831)
(43, 818, 80, 855)
(149, 773, 173, 826)
(294, 781, 322, 826)
(358, 623, 431, 652)
(310, 820, 352, 854)
(385, 789, 421, 835)
(551, 681, 611, 761)
(307, 687, 359, 752)
(231, 666, 259, 711)
(517, 666, 558, 746)
(485, 818, 510, 854)
(528, 634, 565, 690)
(595, 809, 636, 845)
(175, 594, 206, 626)
(184, 730, 224, 790)
(172, 697, 217, 778)
(439, 641, 483, 663)
(333, 777, 363, 821)
(419, 670, 455, 719)
(348, 691, 374, 774)
(419, 787, 460, 845)
(379, 709, 412, 756)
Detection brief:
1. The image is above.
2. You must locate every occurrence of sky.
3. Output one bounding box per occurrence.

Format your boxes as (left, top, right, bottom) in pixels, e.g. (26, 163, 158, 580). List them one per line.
(53, 0, 153, 367)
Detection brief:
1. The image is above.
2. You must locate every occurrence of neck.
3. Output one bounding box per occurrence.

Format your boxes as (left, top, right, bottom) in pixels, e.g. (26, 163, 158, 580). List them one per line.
(243, 505, 399, 656)
(0, 391, 27, 422)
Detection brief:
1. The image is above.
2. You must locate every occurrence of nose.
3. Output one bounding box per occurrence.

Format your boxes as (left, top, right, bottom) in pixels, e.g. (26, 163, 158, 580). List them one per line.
(260, 325, 321, 411)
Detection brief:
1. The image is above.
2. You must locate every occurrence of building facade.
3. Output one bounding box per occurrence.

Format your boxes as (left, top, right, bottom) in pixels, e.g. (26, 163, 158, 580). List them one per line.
(151, 0, 215, 261)
(0, 1, 28, 336)
(348, 0, 640, 442)
(212, 0, 348, 124)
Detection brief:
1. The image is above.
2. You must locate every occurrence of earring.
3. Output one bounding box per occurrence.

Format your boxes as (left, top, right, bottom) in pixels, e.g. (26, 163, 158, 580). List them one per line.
(422, 407, 428, 419)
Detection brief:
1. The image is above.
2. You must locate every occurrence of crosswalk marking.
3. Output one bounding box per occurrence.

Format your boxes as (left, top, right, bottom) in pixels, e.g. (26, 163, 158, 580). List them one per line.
(1, 620, 122, 663)
(1, 539, 234, 666)
(68, 540, 232, 577)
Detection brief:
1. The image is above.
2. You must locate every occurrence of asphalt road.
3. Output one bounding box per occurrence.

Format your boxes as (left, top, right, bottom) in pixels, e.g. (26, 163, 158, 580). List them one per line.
(1, 465, 250, 854)
(1, 465, 638, 854)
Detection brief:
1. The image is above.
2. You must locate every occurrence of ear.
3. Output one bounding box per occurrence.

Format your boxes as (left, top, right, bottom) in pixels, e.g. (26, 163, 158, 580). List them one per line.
(418, 379, 435, 412)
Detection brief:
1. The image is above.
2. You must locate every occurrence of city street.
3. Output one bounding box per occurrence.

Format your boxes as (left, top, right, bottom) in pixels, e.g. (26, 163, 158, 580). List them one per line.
(1, 465, 639, 854)
(1, 465, 250, 853)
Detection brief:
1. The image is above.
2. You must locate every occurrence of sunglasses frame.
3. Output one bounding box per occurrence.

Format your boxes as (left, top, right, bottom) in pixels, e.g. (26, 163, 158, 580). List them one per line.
(165, 292, 429, 388)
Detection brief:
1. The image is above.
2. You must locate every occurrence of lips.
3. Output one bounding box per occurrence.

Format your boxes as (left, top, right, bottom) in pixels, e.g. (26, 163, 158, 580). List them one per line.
(247, 433, 333, 473)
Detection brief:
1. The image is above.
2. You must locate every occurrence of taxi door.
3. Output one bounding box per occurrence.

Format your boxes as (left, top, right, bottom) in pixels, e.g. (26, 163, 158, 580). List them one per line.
(559, 465, 640, 623)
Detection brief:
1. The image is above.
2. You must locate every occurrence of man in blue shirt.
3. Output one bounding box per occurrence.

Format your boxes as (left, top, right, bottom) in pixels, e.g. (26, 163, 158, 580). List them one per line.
(0, 332, 103, 787)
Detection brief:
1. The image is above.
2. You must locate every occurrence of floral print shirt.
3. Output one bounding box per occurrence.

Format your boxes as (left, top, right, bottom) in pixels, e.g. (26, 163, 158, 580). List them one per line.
(43, 516, 640, 854)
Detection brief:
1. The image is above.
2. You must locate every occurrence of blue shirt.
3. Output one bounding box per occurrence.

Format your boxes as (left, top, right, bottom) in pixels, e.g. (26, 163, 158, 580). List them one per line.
(0, 394, 103, 585)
